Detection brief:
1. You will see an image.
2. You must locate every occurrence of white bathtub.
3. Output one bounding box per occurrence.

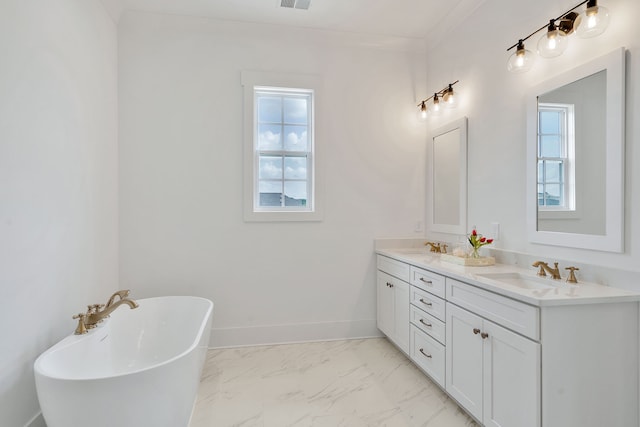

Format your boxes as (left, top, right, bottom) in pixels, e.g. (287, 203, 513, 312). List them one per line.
(34, 296, 213, 427)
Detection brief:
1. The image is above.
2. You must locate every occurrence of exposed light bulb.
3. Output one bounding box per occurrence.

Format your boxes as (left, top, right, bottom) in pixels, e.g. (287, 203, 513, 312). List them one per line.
(419, 101, 428, 120)
(443, 85, 457, 108)
(575, 0, 609, 38)
(507, 40, 534, 73)
(432, 94, 441, 114)
(537, 19, 568, 58)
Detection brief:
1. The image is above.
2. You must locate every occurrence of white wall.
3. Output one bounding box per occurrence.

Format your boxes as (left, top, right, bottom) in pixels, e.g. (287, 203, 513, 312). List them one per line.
(425, 0, 640, 281)
(0, 1, 118, 425)
(118, 11, 427, 347)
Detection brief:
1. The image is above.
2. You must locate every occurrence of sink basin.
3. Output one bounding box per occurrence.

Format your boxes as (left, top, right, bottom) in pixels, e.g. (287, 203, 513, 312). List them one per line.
(477, 272, 558, 290)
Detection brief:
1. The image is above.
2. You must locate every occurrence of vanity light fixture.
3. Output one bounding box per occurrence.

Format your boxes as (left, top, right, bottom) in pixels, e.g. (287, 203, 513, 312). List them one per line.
(419, 101, 428, 119)
(507, 40, 535, 73)
(443, 84, 457, 108)
(417, 80, 459, 119)
(432, 93, 441, 114)
(575, 0, 610, 38)
(537, 19, 569, 58)
(507, 0, 610, 73)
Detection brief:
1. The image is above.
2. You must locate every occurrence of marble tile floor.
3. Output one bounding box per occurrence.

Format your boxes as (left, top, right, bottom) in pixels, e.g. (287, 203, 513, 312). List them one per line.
(190, 338, 477, 427)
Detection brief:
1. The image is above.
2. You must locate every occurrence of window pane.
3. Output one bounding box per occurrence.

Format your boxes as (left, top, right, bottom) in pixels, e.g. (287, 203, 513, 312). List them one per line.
(259, 156, 282, 179)
(257, 96, 282, 123)
(540, 136, 562, 157)
(258, 181, 282, 207)
(537, 161, 544, 183)
(538, 184, 545, 206)
(284, 181, 307, 206)
(544, 184, 562, 206)
(545, 160, 563, 183)
(284, 156, 307, 179)
(284, 125, 308, 151)
(257, 124, 282, 151)
(539, 111, 560, 134)
(284, 97, 308, 125)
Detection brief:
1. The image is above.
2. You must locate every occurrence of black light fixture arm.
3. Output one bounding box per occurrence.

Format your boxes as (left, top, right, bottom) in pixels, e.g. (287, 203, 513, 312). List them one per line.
(506, 0, 591, 51)
(417, 80, 459, 107)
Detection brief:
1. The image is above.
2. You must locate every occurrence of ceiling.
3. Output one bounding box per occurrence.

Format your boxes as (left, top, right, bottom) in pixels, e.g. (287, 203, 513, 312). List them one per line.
(100, 0, 483, 41)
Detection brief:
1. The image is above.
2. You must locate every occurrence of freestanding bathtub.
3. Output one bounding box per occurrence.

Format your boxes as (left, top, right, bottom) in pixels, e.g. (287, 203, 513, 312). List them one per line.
(34, 296, 213, 427)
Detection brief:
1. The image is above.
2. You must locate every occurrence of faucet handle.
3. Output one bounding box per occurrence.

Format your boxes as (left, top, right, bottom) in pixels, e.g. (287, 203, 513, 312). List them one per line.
(565, 266, 580, 284)
(72, 313, 88, 335)
(87, 304, 104, 314)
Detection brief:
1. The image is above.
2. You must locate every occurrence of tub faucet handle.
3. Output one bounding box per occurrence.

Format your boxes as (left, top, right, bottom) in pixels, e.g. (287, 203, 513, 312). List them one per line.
(87, 304, 104, 314)
(72, 313, 88, 335)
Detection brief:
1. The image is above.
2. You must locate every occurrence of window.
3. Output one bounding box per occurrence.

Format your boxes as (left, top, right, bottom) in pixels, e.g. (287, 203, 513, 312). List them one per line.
(255, 88, 312, 210)
(242, 71, 322, 221)
(537, 103, 575, 211)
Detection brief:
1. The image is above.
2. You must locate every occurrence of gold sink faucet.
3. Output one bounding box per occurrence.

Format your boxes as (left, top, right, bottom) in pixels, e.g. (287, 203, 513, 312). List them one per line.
(425, 242, 442, 253)
(532, 261, 562, 280)
(73, 290, 139, 334)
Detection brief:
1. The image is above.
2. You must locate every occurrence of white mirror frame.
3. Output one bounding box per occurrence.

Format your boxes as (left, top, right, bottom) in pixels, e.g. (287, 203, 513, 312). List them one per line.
(526, 48, 625, 252)
(428, 117, 468, 235)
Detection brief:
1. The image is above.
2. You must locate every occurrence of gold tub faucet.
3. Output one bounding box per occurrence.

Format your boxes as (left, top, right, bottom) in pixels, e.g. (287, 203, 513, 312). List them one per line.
(532, 261, 562, 280)
(73, 290, 139, 334)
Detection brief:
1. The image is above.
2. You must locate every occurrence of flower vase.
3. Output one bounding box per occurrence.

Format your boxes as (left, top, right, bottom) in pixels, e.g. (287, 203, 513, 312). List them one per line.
(471, 247, 480, 258)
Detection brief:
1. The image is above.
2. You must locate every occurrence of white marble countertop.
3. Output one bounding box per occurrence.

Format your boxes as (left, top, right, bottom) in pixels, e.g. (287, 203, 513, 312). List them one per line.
(376, 248, 640, 307)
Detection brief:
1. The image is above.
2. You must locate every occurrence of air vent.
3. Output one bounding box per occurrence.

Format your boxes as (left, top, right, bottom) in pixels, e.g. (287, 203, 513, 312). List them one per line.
(280, 0, 311, 10)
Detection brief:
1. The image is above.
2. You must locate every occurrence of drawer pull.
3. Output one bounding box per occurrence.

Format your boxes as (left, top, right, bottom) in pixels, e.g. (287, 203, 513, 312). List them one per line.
(473, 328, 481, 335)
(419, 298, 433, 307)
(419, 277, 433, 285)
(386, 282, 394, 288)
(419, 348, 432, 358)
(419, 318, 432, 327)
(481, 332, 489, 339)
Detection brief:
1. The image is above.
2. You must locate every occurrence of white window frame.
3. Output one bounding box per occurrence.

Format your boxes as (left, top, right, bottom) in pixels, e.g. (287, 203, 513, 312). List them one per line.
(536, 102, 576, 216)
(242, 71, 323, 222)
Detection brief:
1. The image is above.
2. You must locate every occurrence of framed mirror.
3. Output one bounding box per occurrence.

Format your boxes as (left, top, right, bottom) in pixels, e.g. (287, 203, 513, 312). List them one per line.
(428, 117, 468, 234)
(526, 48, 625, 252)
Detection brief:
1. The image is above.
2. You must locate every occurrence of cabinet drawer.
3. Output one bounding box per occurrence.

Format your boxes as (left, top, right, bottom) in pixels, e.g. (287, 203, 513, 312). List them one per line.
(410, 324, 445, 388)
(410, 266, 445, 298)
(410, 287, 445, 322)
(377, 255, 410, 282)
(410, 305, 445, 345)
(446, 278, 540, 340)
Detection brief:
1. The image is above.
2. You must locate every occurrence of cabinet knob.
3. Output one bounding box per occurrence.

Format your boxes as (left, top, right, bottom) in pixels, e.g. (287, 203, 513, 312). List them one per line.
(473, 328, 481, 335)
(419, 348, 432, 358)
(419, 319, 432, 327)
(481, 332, 489, 339)
(419, 277, 433, 285)
(419, 298, 433, 307)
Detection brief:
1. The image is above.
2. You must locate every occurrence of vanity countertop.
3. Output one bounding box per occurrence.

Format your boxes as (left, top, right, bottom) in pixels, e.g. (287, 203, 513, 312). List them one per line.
(376, 248, 640, 307)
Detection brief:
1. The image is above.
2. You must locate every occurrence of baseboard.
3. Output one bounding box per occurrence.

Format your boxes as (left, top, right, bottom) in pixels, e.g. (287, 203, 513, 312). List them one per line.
(25, 412, 46, 427)
(209, 319, 381, 348)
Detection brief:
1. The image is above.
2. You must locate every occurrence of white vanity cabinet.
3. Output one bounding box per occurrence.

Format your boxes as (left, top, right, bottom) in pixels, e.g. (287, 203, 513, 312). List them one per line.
(376, 256, 410, 354)
(375, 250, 640, 427)
(446, 294, 540, 426)
(408, 265, 447, 387)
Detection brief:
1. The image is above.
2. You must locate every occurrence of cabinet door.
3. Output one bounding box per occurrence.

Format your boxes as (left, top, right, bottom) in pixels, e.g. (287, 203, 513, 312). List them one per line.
(377, 272, 394, 338)
(446, 303, 483, 421)
(482, 320, 540, 427)
(393, 279, 410, 354)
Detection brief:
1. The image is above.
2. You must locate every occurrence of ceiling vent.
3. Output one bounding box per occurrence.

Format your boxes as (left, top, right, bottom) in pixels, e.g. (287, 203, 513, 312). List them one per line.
(280, 0, 311, 10)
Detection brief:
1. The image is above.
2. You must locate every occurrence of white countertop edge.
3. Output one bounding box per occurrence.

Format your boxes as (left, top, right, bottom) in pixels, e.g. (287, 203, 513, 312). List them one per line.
(376, 249, 640, 307)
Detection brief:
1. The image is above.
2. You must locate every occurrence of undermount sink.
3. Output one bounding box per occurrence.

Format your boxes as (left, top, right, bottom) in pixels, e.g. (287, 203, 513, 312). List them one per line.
(477, 272, 559, 290)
